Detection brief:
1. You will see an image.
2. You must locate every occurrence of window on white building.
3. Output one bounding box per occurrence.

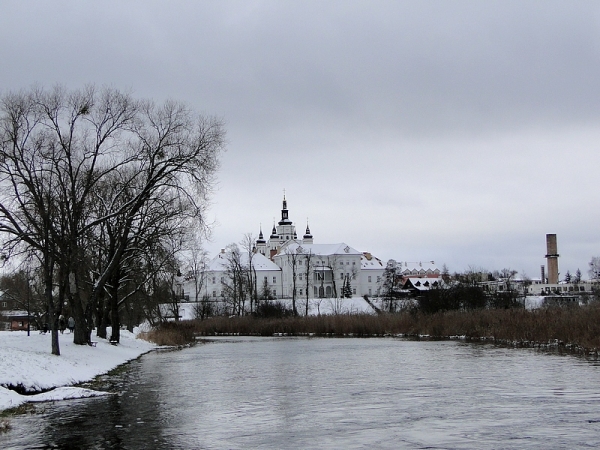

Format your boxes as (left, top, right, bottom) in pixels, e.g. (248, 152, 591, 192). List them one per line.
(212, 277, 216, 284)
(273, 276, 277, 283)
(368, 276, 372, 282)
(299, 289, 303, 295)
(353, 288, 356, 294)
(212, 291, 216, 298)
(340, 273, 344, 280)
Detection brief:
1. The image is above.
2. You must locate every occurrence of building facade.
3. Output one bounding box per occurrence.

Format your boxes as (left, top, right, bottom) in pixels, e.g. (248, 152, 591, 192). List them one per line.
(184, 195, 440, 303)
(187, 196, 395, 301)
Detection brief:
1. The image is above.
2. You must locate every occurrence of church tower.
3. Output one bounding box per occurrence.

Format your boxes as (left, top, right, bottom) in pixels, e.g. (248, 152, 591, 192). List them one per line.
(303, 220, 313, 244)
(255, 225, 267, 256)
(269, 222, 279, 254)
(275, 193, 296, 243)
(256, 192, 310, 260)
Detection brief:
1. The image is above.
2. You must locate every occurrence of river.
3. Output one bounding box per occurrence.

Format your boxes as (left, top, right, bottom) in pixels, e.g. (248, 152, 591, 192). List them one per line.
(2, 337, 600, 449)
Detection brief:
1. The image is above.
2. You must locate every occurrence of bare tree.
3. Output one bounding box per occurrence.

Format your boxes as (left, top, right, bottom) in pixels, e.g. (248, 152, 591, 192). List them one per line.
(520, 271, 532, 293)
(302, 249, 315, 316)
(462, 266, 488, 285)
(441, 264, 451, 283)
(380, 260, 399, 312)
(0, 85, 224, 353)
(328, 296, 346, 315)
(240, 233, 258, 314)
(186, 233, 209, 317)
(221, 244, 247, 315)
(589, 257, 600, 281)
(283, 246, 300, 316)
(500, 268, 518, 291)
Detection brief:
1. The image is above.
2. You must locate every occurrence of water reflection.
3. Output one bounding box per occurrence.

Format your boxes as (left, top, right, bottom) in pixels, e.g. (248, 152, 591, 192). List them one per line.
(3, 337, 600, 449)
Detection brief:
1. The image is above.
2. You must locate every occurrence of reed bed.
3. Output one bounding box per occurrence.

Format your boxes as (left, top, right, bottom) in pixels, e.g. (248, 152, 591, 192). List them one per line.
(186, 303, 600, 352)
(139, 320, 197, 346)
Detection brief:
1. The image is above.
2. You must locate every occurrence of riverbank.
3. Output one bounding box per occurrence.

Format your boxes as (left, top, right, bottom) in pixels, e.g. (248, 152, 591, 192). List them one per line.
(191, 303, 600, 353)
(0, 329, 156, 415)
(3, 303, 599, 414)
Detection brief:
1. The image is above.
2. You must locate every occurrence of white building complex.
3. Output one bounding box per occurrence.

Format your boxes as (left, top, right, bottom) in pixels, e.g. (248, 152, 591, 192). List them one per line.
(190, 195, 393, 301)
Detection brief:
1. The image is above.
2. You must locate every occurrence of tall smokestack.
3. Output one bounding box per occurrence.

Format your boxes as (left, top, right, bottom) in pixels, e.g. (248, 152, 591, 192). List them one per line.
(541, 265, 545, 284)
(545, 234, 559, 284)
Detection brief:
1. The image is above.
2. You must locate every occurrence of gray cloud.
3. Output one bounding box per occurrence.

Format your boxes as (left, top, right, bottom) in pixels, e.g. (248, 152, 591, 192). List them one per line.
(1, 0, 599, 277)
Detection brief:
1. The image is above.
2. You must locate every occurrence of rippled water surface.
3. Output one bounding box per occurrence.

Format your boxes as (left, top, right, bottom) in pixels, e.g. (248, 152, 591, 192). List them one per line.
(3, 337, 600, 449)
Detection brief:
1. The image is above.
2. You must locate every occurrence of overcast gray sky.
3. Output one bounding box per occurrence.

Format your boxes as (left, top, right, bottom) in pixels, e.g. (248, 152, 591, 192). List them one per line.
(2, 0, 600, 278)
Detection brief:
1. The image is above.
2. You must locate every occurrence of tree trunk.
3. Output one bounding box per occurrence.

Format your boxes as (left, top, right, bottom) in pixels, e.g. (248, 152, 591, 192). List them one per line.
(292, 285, 298, 316)
(109, 269, 120, 343)
(45, 274, 60, 355)
(71, 291, 89, 345)
(110, 295, 120, 343)
(84, 287, 101, 344)
(96, 292, 108, 339)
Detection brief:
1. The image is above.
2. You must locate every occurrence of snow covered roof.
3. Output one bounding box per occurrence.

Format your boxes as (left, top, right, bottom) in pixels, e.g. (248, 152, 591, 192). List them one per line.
(403, 277, 439, 290)
(397, 260, 440, 275)
(277, 242, 361, 257)
(208, 251, 280, 272)
(251, 253, 282, 271)
(361, 252, 385, 270)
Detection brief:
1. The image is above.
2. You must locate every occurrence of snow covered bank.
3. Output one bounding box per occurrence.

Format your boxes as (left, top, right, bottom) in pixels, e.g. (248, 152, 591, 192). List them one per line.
(176, 296, 379, 320)
(0, 329, 156, 412)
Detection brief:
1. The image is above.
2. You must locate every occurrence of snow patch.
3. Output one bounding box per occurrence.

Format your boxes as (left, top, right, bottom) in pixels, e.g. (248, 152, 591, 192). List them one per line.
(0, 328, 156, 412)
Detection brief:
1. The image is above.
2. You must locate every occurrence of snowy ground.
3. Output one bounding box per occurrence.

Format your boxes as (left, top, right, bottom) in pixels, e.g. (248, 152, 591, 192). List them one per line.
(0, 329, 156, 413)
(177, 296, 379, 320)
(177, 295, 548, 320)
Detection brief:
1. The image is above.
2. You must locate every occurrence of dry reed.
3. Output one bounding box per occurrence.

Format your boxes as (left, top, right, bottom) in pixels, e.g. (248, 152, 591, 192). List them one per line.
(188, 303, 600, 351)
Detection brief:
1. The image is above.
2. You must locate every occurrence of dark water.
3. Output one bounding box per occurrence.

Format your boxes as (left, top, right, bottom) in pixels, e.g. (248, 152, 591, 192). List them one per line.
(2, 337, 600, 449)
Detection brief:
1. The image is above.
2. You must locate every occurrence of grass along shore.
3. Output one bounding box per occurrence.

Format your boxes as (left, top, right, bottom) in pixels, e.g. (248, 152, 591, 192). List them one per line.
(153, 303, 600, 354)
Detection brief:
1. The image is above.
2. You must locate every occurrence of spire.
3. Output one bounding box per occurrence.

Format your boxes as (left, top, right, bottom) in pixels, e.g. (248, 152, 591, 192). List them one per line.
(270, 221, 278, 239)
(303, 219, 312, 239)
(256, 224, 266, 244)
(282, 188, 287, 210)
(278, 190, 292, 225)
(303, 218, 313, 244)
